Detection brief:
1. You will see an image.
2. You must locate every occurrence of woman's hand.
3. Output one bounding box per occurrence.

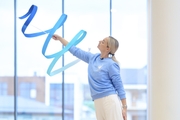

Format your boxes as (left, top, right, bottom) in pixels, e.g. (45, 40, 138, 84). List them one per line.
(52, 34, 61, 40)
(122, 108, 127, 120)
(52, 34, 69, 46)
(121, 99, 127, 120)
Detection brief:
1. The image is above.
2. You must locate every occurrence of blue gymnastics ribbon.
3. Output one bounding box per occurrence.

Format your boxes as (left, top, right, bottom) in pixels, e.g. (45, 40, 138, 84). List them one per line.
(19, 5, 53, 37)
(19, 4, 87, 76)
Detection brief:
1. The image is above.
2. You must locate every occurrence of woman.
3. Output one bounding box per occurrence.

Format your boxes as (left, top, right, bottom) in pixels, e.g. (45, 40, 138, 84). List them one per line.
(52, 34, 127, 120)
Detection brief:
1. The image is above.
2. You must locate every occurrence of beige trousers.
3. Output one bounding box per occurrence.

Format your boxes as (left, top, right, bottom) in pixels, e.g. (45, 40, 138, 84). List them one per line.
(94, 94, 123, 120)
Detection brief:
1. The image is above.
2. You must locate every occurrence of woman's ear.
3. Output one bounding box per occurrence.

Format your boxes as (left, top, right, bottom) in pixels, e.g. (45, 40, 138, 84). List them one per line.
(106, 47, 111, 53)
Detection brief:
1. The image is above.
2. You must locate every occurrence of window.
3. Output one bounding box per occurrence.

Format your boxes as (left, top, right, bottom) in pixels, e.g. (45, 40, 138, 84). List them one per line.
(0, 82, 7, 95)
(50, 84, 62, 106)
(50, 84, 74, 107)
(19, 82, 36, 99)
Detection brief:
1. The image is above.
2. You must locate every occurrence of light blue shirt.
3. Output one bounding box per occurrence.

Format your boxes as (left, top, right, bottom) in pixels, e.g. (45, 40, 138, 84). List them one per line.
(69, 46, 126, 100)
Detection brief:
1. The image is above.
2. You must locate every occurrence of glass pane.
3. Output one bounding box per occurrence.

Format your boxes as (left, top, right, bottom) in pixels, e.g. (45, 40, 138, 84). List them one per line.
(0, 0, 15, 120)
(112, 0, 148, 120)
(17, 1, 63, 120)
(64, 0, 109, 120)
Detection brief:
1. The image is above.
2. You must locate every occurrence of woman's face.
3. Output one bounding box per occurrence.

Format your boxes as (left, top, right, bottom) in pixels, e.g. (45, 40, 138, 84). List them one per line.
(97, 37, 109, 52)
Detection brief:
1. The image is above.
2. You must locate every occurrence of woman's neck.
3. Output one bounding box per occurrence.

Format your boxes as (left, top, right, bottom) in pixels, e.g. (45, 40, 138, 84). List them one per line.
(100, 53, 108, 59)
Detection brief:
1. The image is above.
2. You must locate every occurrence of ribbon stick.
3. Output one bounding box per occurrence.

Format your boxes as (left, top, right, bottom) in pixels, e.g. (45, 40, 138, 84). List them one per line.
(19, 4, 87, 76)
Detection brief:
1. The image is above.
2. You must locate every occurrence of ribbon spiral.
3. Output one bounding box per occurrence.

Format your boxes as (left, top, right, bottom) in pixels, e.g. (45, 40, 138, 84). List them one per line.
(19, 5, 87, 76)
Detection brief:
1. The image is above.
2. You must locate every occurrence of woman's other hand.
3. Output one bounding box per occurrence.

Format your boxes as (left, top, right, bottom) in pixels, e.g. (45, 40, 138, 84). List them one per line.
(122, 108, 127, 120)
